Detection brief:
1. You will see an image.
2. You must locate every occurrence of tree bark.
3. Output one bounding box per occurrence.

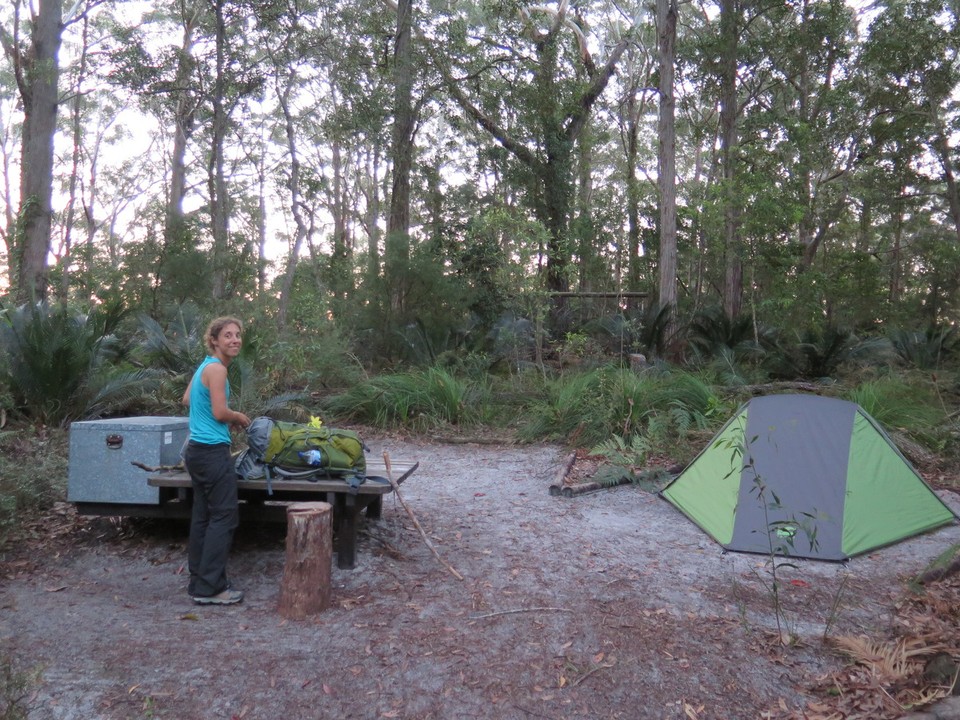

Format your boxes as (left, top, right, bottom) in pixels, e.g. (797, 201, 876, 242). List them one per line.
(657, 0, 678, 336)
(278, 502, 333, 619)
(4, 0, 63, 302)
(386, 0, 414, 313)
(719, 0, 742, 319)
(165, 3, 200, 247)
(276, 67, 309, 330)
(58, 10, 90, 304)
(208, 0, 230, 301)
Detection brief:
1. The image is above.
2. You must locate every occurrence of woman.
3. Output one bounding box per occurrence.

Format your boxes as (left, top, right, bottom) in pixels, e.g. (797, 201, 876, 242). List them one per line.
(182, 316, 251, 605)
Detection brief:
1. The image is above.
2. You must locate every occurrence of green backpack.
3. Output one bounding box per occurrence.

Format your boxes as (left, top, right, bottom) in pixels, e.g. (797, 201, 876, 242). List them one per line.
(238, 417, 367, 493)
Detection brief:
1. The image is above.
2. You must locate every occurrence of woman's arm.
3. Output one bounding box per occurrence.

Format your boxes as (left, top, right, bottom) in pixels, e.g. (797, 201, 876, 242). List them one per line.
(203, 363, 250, 428)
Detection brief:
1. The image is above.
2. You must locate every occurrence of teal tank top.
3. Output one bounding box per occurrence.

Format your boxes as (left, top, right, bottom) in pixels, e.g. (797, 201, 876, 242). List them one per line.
(188, 356, 232, 445)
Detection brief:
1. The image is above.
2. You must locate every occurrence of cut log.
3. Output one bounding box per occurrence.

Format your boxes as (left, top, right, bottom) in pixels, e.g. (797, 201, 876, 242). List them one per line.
(561, 482, 603, 497)
(278, 501, 332, 619)
(548, 452, 577, 495)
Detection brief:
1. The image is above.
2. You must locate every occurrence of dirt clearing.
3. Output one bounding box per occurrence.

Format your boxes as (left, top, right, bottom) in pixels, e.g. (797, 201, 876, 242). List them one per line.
(2, 439, 959, 719)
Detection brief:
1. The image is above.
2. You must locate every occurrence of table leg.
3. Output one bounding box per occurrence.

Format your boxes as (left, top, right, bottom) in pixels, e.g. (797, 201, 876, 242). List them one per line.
(337, 493, 359, 569)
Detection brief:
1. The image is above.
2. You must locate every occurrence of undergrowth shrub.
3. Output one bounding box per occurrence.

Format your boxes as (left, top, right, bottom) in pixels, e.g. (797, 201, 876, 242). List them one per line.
(321, 366, 488, 429)
(0, 427, 68, 548)
(519, 367, 726, 451)
(846, 376, 950, 452)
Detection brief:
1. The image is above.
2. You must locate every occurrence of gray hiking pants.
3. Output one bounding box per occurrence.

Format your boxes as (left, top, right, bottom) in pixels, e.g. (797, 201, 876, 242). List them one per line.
(184, 441, 239, 597)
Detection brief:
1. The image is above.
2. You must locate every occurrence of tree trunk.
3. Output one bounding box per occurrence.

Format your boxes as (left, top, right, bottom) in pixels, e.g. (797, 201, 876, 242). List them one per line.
(165, 6, 199, 246)
(386, 0, 414, 313)
(719, 0, 741, 319)
(329, 128, 353, 307)
(276, 68, 309, 330)
(208, 0, 230, 301)
(657, 0, 678, 336)
(930, 120, 960, 244)
(58, 10, 90, 305)
(889, 182, 905, 304)
(575, 118, 593, 290)
(365, 144, 382, 283)
(625, 87, 642, 297)
(6, 0, 63, 303)
(278, 502, 333, 619)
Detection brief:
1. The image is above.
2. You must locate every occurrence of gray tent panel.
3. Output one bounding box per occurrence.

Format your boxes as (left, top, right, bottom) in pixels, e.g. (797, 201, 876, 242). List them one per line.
(729, 394, 856, 560)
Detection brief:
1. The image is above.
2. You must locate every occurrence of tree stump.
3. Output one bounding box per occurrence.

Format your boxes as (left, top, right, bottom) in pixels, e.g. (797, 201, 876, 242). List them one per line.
(278, 502, 332, 619)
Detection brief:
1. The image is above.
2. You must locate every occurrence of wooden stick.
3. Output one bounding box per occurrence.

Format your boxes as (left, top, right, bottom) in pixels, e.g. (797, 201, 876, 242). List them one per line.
(548, 451, 577, 495)
(470, 607, 572, 619)
(383, 451, 464, 581)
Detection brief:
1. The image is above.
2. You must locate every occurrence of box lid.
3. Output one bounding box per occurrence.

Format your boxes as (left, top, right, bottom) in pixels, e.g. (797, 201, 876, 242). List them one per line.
(70, 416, 190, 432)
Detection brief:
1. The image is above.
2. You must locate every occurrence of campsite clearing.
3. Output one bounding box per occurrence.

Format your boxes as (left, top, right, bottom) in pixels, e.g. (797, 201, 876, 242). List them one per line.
(2, 437, 960, 719)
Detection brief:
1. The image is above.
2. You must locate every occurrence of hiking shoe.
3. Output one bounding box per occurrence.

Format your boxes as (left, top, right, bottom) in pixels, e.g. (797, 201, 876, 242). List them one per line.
(192, 589, 244, 606)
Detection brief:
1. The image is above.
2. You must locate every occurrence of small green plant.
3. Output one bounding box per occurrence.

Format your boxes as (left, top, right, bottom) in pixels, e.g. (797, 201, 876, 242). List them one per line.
(591, 434, 649, 467)
(718, 426, 820, 646)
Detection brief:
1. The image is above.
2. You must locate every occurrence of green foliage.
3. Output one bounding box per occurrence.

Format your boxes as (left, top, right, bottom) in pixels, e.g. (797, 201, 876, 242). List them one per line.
(590, 434, 649, 468)
(686, 307, 768, 364)
(321, 366, 487, 430)
(488, 314, 540, 372)
(520, 367, 722, 449)
(0, 301, 164, 426)
(766, 325, 888, 381)
(889, 325, 957, 370)
(135, 303, 206, 376)
(845, 376, 947, 453)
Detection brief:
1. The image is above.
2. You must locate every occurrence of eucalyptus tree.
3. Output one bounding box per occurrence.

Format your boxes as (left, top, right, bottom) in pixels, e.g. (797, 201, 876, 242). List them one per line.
(860, 0, 960, 242)
(427, 0, 636, 293)
(657, 0, 679, 323)
(55, 0, 139, 303)
(857, 0, 960, 313)
(387, 0, 414, 313)
(1, 0, 67, 302)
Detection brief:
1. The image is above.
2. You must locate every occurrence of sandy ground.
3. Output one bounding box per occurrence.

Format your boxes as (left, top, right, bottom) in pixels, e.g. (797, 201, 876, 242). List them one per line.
(2, 438, 959, 720)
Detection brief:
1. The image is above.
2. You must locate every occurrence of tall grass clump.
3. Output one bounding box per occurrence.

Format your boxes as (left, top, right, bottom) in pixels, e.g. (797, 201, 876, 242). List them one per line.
(321, 366, 486, 430)
(846, 376, 948, 452)
(519, 369, 609, 443)
(520, 367, 724, 450)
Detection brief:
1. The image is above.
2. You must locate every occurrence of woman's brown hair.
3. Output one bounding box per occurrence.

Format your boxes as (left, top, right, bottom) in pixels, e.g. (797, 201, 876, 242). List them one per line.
(204, 316, 243, 354)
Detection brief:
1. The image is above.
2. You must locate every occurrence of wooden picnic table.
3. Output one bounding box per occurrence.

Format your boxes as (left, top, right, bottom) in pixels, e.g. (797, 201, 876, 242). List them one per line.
(147, 458, 418, 569)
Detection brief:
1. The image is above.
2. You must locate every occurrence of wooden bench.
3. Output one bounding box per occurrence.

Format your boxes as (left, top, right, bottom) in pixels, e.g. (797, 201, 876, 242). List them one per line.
(147, 458, 418, 569)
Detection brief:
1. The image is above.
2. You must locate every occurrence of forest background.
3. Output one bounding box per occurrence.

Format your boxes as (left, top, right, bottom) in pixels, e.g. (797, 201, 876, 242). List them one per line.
(0, 0, 959, 539)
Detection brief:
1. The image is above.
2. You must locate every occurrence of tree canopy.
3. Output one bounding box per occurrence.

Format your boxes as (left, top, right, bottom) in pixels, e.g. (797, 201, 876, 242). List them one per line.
(0, 0, 957, 358)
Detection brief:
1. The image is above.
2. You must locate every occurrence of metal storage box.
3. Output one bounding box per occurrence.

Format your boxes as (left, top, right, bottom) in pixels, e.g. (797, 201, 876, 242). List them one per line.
(68, 416, 189, 506)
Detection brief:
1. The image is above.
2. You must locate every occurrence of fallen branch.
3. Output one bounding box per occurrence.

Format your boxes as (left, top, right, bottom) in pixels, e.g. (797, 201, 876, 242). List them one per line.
(130, 461, 184, 473)
(469, 607, 572, 619)
(562, 481, 604, 497)
(548, 452, 577, 496)
(573, 662, 616, 687)
(383, 451, 464, 581)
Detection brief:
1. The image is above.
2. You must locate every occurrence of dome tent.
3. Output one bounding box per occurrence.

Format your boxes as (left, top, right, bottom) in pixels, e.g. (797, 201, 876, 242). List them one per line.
(660, 394, 956, 561)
